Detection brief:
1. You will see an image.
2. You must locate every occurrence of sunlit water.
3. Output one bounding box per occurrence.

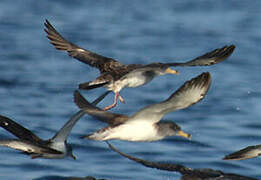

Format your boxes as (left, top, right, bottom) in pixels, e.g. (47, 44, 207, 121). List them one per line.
(0, 1, 261, 179)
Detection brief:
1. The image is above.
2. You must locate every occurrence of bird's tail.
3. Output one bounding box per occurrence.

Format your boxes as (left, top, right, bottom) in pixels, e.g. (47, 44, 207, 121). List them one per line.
(79, 81, 108, 90)
(81, 127, 112, 141)
(81, 132, 107, 141)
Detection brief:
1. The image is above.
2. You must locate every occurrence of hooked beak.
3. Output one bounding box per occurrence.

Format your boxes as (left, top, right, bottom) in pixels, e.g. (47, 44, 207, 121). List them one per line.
(177, 130, 192, 140)
(165, 68, 179, 75)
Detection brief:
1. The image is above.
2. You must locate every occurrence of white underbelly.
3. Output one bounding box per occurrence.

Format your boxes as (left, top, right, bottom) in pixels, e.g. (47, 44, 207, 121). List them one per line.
(105, 77, 147, 92)
(105, 122, 159, 141)
(106, 71, 156, 92)
(125, 76, 150, 87)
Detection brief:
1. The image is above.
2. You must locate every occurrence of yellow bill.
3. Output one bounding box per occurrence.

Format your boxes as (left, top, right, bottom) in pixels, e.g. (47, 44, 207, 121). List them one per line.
(177, 130, 191, 140)
(166, 68, 179, 74)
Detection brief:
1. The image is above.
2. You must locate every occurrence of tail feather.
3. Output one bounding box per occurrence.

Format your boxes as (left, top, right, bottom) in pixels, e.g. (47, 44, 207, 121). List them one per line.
(81, 127, 112, 141)
(81, 133, 107, 141)
(79, 81, 108, 90)
(80, 134, 92, 139)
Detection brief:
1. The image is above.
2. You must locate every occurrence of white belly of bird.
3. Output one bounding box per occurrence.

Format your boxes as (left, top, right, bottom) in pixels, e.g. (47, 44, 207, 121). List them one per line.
(106, 74, 154, 93)
(102, 121, 160, 141)
(124, 75, 152, 88)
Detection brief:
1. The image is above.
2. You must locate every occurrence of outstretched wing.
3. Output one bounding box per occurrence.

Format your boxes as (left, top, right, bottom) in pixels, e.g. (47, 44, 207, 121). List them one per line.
(131, 72, 211, 123)
(0, 139, 62, 155)
(73, 91, 128, 126)
(106, 142, 191, 173)
(51, 91, 110, 142)
(107, 142, 257, 180)
(44, 19, 124, 73)
(0, 115, 43, 143)
(223, 145, 261, 160)
(165, 45, 235, 67)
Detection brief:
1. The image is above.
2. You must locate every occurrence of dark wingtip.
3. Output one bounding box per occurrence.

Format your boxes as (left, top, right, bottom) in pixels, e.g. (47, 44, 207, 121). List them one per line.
(201, 72, 211, 84)
(166, 71, 211, 102)
(230, 44, 236, 50)
(44, 19, 52, 31)
(44, 19, 49, 25)
(189, 72, 211, 91)
(227, 44, 236, 55)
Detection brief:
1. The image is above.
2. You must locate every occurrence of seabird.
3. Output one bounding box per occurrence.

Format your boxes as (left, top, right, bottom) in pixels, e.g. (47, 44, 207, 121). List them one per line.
(106, 142, 258, 180)
(223, 144, 261, 160)
(74, 72, 211, 142)
(0, 91, 108, 159)
(44, 19, 235, 110)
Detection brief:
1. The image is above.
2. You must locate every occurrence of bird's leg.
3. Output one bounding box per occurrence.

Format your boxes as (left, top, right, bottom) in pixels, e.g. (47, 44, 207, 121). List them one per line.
(103, 92, 119, 111)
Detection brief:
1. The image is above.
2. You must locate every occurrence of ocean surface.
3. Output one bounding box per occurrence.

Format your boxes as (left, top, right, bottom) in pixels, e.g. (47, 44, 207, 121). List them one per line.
(0, 0, 261, 179)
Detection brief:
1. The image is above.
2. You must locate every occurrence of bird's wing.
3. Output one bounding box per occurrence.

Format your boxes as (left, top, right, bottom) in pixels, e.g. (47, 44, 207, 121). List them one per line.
(73, 91, 128, 126)
(131, 72, 211, 123)
(106, 142, 191, 173)
(107, 142, 259, 180)
(0, 115, 43, 143)
(0, 139, 62, 155)
(223, 145, 261, 160)
(51, 91, 110, 142)
(165, 45, 235, 67)
(44, 19, 124, 73)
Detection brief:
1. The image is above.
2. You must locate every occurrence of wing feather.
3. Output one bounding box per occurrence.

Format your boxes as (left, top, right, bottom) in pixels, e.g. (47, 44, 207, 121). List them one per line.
(165, 45, 235, 67)
(223, 145, 261, 160)
(0, 115, 43, 143)
(131, 72, 211, 122)
(44, 19, 123, 73)
(73, 91, 128, 126)
(51, 91, 110, 142)
(0, 139, 62, 154)
(107, 142, 190, 173)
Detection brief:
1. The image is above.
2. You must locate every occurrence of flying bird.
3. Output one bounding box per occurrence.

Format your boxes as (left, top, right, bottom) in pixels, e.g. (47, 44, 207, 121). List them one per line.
(223, 144, 261, 160)
(0, 91, 108, 159)
(74, 72, 211, 142)
(44, 19, 235, 110)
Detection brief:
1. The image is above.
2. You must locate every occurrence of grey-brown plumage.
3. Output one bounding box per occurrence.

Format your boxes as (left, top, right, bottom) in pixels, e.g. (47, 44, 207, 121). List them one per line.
(74, 72, 211, 142)
(223, 145, 261, 160)
(0, 91, 108, 159)
(45, 19, 235, 110)
(107, 142, 258, 180)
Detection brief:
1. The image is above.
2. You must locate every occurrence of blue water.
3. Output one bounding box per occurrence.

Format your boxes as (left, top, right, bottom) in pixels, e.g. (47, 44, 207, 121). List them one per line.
(0, 0, 261, 179)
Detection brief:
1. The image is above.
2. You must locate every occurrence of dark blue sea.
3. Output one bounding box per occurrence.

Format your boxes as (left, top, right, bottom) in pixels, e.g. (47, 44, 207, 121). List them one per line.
(0, 0, 261, 179)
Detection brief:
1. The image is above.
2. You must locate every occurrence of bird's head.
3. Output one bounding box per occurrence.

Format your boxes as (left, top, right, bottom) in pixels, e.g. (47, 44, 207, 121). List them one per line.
(158, 121, 191, 140)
